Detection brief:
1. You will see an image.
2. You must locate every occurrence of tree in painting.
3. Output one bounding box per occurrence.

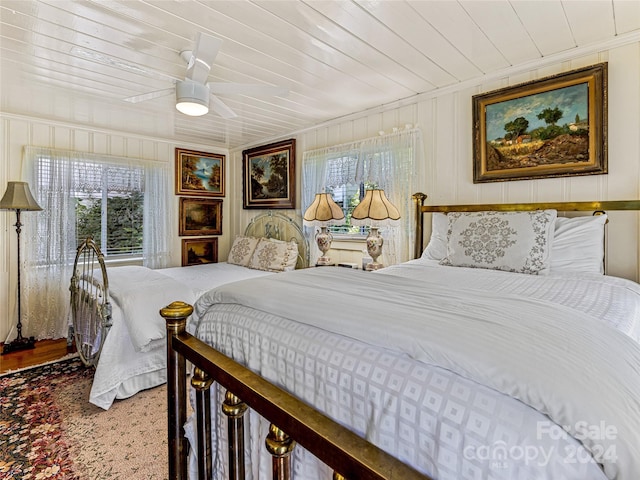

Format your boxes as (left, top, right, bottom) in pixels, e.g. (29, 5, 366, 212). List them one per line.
(250, 152, 288, 199)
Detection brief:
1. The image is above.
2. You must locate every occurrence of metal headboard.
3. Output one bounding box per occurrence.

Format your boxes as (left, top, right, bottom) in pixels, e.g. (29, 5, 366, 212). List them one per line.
(69, 237, 112, 367)
(243, 211, 310, 269)
(412, 192, 640, 259)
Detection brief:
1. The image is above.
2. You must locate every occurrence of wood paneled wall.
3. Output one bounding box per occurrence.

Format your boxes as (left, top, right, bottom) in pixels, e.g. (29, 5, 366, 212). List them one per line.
(1, 41, 639, 342)
(229, 41, 640, 282)
(0, 117, 227, 342)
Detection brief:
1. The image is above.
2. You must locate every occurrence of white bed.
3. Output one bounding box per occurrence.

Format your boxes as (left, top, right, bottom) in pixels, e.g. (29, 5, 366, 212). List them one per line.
(89, 262, 275, 409)
(69, 212, 309, 410)
(171, 201, 640, 480)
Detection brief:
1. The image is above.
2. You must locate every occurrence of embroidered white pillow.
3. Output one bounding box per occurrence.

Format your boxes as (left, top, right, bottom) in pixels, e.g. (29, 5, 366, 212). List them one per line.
(551, 215, 607, 274)
(421, 213, 448, 261)
(440, 210, 557, 275)
(249, 237, 298, 272)
(228, 235, 260, 267)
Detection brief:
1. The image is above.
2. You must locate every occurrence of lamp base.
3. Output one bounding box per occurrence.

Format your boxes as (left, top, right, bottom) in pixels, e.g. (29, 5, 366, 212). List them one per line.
(315, 226, 334, 267)
(365, 261, 384, 271)
(365, 226, 384, 270)
(315, 256, 335, 267)
(2, 335, 36, 355)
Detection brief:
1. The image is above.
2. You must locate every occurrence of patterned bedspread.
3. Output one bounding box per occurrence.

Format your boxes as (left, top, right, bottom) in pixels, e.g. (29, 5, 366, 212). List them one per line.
(188, 262, 640, 480)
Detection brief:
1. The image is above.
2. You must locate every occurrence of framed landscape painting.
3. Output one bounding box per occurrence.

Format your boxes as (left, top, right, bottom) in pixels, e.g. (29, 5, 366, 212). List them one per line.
(472, 63, 607, 183)
(242, 139, 295, 209)
(176, 148, 225, 196)
(179, 197, 222, 236)
(182, 237, 218, 266)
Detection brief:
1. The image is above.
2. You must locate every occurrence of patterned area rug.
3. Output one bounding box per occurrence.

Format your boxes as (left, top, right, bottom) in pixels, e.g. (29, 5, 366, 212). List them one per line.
(0, 357, 167, 479)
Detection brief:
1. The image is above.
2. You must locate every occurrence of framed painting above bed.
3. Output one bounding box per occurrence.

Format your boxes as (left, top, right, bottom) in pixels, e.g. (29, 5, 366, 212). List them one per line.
(472, 63, 607, 183)
(175, 148, 225, 197)
(242, 139, 295, 209)
(181, 237, 218, 266)
(179, 197, 222, 236)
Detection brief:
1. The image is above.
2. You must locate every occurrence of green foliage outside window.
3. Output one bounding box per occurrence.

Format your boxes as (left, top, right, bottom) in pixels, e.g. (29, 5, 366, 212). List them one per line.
(326, 182, 376, 235)
(75, 192, 143, 255)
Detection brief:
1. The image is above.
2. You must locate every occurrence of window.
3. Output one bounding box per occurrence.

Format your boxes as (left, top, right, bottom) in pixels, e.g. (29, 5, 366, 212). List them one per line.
(23, 146, 170, 340)
(37, 157, 145, 258)
(325, 180, 376, 236)
(302, 127, 422, 265)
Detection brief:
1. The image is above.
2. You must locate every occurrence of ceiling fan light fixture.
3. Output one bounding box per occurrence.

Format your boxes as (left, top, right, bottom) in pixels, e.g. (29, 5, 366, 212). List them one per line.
(175, 80, 209, 116)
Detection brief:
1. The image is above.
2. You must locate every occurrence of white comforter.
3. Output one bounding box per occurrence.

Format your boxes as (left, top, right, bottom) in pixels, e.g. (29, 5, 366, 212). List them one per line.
(89, 263, 273, 410)
(191, 262, 640, 480)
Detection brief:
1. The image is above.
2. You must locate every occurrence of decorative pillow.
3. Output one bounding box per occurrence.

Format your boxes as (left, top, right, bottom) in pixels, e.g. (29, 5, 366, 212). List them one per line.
(228, 235, 261, 267)
(551, 215, 607, 274)
(421, 213, 448, 261)
(248, 237, 298, 272)
(440, 209, 557, 275)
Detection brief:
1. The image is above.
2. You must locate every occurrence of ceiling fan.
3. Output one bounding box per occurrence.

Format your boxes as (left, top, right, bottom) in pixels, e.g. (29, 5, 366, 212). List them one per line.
(123, 32, 288, 118)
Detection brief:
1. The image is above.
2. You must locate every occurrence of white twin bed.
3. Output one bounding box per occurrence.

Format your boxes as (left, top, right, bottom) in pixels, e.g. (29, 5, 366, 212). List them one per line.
(69, 212, 308, 410)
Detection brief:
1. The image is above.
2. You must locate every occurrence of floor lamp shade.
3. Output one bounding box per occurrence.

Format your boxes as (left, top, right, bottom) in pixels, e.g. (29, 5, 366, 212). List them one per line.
(1, 181, 42, 354)
(303, 193, 344, 266)
(0, 181, 43, 211)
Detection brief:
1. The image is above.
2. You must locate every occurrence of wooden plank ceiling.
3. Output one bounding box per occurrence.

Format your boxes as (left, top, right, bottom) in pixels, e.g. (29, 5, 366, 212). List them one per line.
(1, 0, 639, 150)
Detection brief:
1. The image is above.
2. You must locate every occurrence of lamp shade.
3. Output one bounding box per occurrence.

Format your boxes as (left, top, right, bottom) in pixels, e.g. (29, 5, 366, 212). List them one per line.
(0, 181, 42, 211)
(303, 193, 345, 227)
(351, 189, 400, 226)
(175, 80, 209, 116)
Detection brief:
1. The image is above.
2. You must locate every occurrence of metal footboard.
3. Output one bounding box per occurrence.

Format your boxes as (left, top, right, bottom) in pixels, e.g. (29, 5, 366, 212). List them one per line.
(161, 301, 433, 480)
(69, 237, 112, 367)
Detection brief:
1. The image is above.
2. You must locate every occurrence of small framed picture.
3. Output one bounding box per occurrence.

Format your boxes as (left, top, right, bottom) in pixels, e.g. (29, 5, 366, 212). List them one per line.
(175, 148, 225, 196)
(179, 197, 222, 236)
(181, 237, 218, 266)
(242, 139, 295, 209)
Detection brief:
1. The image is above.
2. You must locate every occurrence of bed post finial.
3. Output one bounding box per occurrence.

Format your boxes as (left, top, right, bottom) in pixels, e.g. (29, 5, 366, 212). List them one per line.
(161, 301, 194, 480)
(412, 193, 427, 259)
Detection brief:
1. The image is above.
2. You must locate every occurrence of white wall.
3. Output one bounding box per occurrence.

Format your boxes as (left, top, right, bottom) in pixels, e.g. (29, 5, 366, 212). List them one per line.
(1, 41, 638, 342)
(228, 41, 640, 281)
(0, 115, 228, 342)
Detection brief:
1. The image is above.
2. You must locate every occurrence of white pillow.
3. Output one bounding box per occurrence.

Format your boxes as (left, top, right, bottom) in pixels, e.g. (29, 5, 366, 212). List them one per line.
(228, 235, 261, 267)
(440, 209, 557, 275)
(551, 215, 607, 274)
(249, 237, 298, 272)
(421, 213, 448, 261)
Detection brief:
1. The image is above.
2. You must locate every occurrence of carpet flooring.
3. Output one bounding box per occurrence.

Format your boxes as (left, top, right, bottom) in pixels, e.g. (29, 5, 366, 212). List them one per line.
(0, 357, 168, 479)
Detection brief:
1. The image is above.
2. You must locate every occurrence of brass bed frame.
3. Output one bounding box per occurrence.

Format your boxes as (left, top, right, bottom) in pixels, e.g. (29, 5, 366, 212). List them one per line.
(163, 194, 640, 480)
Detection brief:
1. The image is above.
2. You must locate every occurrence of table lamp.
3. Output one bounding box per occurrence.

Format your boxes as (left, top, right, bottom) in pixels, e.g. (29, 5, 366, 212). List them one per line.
(303, 193, 345, 266)
(351, 189, 400, 270)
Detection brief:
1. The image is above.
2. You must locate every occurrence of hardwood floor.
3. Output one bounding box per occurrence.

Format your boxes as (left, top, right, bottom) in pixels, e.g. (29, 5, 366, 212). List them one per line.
(0, 338, 74, 374)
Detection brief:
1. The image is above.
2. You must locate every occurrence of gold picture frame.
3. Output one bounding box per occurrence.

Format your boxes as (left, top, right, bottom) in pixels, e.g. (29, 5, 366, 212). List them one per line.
(175, 148, 225, 196)
(179, 197, 222, 236)
(242, 139, 295, 209)
(473, 63, 607, 183)
(181, 237, 218, 266)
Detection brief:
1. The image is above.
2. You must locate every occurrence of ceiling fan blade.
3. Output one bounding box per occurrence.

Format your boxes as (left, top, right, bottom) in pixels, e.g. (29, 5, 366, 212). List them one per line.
(210, 94, 237, 119)
(124, 87, 174, 103)
(186, 32, 223, 84)
(208, 82, 289, 97)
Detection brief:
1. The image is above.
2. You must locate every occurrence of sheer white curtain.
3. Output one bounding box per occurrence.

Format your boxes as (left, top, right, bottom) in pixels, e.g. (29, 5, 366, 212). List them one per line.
(302, 128, 423, 265)
(21, 146, 171, 340)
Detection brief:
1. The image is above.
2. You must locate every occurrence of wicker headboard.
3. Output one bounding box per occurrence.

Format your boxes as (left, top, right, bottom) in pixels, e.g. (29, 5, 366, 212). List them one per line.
(412, 192, 640, 260)
(243, 211, 310, 269)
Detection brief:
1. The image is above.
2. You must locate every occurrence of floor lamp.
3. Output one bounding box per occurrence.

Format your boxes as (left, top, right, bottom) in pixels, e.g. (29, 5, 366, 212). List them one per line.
(1, 181, 42, 354)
